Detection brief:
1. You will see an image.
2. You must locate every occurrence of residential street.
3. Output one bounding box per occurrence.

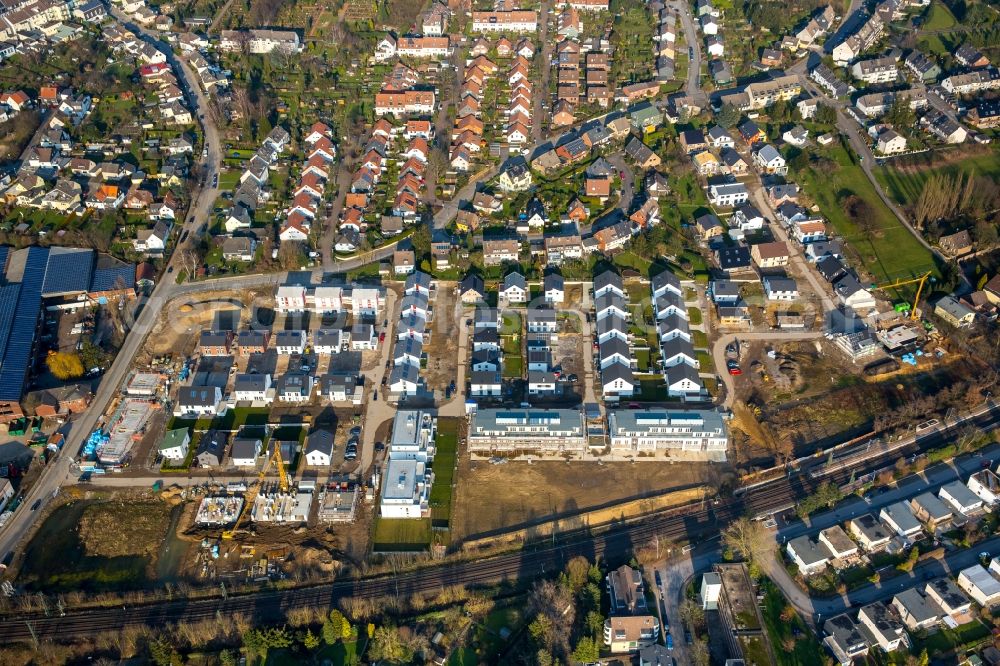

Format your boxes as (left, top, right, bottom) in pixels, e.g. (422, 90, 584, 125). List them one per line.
(791, 72, 954, 280)
(668, 0, 706, 107)
(659, 440, 1000, 631)
(533, 0, 552, 143)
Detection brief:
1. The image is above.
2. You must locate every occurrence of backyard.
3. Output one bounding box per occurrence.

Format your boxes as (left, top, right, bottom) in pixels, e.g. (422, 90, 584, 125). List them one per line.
(429, 418, 460, 528)
(760, 579, 824, 666)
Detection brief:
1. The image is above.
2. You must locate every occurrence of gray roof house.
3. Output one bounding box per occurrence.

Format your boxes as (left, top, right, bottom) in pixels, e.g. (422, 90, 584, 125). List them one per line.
(892, 587, 943, 631)
(878, 501, 922, 539)
(909, 492, 953, 526)
(822, 614, 869, 665)
(849, 513, 892, 551)
(304, 429, 335, 466)
(195, 431, 228, 468)
(786, 534, 832, 575)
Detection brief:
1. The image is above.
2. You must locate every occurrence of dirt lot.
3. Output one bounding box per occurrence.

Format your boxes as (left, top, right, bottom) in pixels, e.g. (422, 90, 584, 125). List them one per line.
(78, 498, 173, 559)
(732, 338, 965, 464)
(451, 454, 731, 541)
(423, 282, 460, 392)
(143, 288, 274, 360)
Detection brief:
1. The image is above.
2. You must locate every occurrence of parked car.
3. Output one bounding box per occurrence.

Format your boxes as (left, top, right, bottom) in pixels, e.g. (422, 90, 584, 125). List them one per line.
(350, 426, 361, 436)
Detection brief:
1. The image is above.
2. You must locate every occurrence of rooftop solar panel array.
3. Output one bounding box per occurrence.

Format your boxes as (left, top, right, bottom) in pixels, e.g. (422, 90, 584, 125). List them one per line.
(90, 262, 135, 293)
(42, 248, 94, 297)
(0, 284, 22, 369)
(0, 247, 48, 400)
(0, 246, 9, 280)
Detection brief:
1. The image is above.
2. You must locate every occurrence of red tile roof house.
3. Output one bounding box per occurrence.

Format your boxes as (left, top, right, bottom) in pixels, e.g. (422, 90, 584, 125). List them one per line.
(584, 176, 611, 202)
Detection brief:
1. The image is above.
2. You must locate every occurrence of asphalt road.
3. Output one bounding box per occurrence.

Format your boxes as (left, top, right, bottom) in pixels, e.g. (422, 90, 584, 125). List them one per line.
(0, 10, 225, 561)
(668, 0, 705, 106)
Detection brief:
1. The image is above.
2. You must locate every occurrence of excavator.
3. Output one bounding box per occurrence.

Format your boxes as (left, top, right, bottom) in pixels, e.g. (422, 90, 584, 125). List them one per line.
(222, 445, 289, 540)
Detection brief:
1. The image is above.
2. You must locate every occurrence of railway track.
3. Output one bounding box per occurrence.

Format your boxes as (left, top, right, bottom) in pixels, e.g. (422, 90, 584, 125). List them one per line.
(2, 405, 998, 642)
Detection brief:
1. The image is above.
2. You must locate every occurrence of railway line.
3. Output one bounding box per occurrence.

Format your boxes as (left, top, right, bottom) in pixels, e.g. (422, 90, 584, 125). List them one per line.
(2, 404, 997, 642)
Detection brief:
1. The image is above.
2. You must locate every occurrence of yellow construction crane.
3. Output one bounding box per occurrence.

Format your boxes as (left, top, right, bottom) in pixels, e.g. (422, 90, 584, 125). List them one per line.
(872, 271, 933, 321)
(222, 445, 289, 540)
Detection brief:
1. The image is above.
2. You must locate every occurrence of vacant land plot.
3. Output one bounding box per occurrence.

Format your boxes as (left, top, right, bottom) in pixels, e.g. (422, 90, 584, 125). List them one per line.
(451, 456, 723, 540)
(429, 418, 460, 527)
(372, 518, 433, 552)
(876, 147, 1000, 210)
(797, 141, 937, 282)
(424, 283, 460, 391)
(19, 497, 179, 591)
(78, 500, 173, 559)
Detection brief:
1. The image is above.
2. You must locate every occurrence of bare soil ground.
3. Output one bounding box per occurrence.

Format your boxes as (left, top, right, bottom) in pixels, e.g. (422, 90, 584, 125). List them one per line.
(78, 499, 173, 559)
(423, 283, 460, 392)
(143, 289, 272, 360)
(451, 453, 727, 540)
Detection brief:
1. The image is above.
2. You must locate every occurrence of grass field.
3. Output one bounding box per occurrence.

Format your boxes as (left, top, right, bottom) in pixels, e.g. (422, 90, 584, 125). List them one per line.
(875, 148, 1000, 209)
(923, 2, 956, 29)
(797, 141, 938, 282)
(759, 580, 823, 666)
(372, 518, 432, 551)
(429, 418, 459, 526)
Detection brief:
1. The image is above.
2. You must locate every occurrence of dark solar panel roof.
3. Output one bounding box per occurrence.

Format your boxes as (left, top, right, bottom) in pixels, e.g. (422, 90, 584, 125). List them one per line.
(0, 284, 21, 368)
(0, 246, 9, 280)
(0, 247, 47, 400)
(42, 248, 94, 297)
(90, 255, 135, 292)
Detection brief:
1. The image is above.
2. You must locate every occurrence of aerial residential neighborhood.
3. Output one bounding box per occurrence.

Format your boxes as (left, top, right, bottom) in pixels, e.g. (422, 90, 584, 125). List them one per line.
(0, 0, 996, 662)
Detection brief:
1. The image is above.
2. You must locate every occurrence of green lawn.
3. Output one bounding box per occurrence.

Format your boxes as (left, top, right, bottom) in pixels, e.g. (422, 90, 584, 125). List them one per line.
(875, 149, 1000, 210)
(217, 170, 241, 191)
(429, 418, 459, 526)
(796, 141, 938, 283)
(503, 356, 523, 378)
(612, 251, 652, 276)
(759, 579, 824, 666)
(912, 620, 991, 656)
(635, 374, 669, 402)
(372, 518, 432, 551)
(923, 2, 956, 29)
(501, 312, 522, 334)
(696, 350, 713, 372)
(216, 407, 270, 432)
(687, 307, 703, 325)
(692, 330, 708, 348)
(635, 348, 652, 372)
